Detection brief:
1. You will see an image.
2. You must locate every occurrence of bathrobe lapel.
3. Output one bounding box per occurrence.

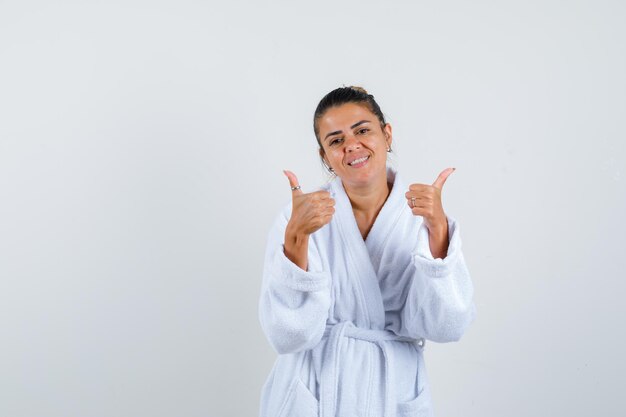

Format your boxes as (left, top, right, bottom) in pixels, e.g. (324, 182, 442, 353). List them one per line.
(364, 168, 406, 272)
(329, 166, 405, 330)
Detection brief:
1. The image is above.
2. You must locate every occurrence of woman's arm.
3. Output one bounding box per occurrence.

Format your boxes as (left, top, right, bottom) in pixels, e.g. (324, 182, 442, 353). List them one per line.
(401, 215, 477, 343)
(258, 206, 331, 354)
(427, 221, 449, 260)
(283, 225, 310, 271)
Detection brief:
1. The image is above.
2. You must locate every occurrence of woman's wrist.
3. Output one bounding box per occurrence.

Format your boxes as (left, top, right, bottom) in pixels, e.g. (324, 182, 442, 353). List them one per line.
(285, 223, 310, 245)
(427, 222, 449, 259)
(284, 227, 310, 271)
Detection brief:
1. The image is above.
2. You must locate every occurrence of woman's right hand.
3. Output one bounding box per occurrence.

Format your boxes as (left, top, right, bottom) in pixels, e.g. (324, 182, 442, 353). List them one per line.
(282, 170, 335, 270)
(283, 170, 335, 236)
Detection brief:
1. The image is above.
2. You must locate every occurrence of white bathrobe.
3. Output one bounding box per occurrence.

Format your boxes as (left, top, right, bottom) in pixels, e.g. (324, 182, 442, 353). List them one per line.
(258, 166, 476, 417)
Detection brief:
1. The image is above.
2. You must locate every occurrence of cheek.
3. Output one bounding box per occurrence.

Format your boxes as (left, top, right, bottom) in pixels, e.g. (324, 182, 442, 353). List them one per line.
(366, 138, 384, 151)
(328, 149, 343, 161)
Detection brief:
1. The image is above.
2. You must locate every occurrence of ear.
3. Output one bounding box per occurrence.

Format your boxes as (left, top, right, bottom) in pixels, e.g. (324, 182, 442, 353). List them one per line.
(383, 123, 393, 149)
(319, 148, 329, 166)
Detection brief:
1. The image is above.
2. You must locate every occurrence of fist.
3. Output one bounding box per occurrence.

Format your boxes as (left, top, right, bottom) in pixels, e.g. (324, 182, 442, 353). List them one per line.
(405, 167, 454, 231)
(284, 170, 335, 236)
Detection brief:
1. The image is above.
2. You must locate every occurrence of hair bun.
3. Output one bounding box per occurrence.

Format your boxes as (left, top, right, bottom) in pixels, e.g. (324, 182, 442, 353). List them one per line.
(348, 85, 369, 95)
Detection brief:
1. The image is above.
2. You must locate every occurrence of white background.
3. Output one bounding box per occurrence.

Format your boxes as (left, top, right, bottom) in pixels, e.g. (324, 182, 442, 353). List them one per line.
(1, 1, 625, 416)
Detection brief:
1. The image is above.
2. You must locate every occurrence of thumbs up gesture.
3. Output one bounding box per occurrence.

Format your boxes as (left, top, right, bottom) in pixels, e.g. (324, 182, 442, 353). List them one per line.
(283, 170, 336, 236)
(405, 167, 455, 233)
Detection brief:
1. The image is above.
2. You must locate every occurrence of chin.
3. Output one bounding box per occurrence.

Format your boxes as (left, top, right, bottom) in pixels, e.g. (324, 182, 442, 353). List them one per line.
(341, 164, 385, 185)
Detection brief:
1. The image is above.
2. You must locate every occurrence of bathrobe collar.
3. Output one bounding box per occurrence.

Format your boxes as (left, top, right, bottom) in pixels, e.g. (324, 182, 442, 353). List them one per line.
(328, 165, 408, 329)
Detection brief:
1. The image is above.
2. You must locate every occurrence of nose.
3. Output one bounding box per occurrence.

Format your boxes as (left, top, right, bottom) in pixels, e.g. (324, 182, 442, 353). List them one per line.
(344, 134, 361, 152)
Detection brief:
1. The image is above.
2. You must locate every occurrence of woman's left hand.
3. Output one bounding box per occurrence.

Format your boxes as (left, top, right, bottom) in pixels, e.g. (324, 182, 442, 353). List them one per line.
(405, 167, 454, 229)
(405, 168, 455, 257)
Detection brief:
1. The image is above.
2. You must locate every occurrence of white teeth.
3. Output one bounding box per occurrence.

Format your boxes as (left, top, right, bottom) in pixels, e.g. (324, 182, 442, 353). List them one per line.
(349, 156, 369, 166)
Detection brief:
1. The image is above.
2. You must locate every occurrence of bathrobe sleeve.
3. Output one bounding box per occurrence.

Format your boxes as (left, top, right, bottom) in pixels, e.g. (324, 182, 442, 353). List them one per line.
(401, 215, 477, 343)
(258, 205, 331, 354)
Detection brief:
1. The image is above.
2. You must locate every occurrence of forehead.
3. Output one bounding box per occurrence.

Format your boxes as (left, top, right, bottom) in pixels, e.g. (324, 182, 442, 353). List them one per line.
(318, 102, 376, 133)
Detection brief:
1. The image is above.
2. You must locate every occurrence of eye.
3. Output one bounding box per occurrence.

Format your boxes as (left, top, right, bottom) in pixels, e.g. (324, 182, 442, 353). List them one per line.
(357, 128, 369, 134)
(330, 137, 343, 146)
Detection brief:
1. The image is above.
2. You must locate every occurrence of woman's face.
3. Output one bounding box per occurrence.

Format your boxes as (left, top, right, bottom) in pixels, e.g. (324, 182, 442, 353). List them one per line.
(318, 102, 392, 188)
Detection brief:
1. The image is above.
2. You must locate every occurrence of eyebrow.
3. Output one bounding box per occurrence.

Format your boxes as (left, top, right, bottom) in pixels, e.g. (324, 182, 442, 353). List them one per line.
(324, 120, 371, 142)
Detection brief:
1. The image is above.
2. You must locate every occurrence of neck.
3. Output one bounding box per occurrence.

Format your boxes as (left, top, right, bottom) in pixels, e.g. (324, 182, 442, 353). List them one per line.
(342, 170, 392, 216)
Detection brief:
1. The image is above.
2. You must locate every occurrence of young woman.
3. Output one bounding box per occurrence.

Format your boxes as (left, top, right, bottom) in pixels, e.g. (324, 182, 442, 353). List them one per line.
(258, 86, 476, 417)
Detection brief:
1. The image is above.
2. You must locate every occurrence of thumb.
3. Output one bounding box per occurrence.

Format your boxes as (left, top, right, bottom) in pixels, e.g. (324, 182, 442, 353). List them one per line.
(283, 170, 303, 196)
(432, 167, 455, 189)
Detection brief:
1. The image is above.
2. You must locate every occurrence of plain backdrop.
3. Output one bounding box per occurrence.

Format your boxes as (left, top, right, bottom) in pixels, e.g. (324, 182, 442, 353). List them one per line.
(1, 1, 625, 416)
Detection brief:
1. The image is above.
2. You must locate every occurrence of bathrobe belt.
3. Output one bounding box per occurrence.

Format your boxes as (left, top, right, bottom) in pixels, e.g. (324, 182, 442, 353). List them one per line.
(319, 321, 425, 417)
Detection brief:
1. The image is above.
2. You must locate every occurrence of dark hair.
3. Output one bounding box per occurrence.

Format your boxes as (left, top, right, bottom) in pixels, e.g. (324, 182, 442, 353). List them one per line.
(313, 86, 390, 173)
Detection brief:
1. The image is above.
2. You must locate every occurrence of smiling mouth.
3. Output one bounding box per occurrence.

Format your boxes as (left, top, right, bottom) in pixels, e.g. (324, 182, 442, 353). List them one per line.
(348, 155, 370, 167)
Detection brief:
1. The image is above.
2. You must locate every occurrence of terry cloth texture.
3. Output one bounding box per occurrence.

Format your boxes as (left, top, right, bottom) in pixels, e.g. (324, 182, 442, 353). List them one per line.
(258, 166, 476, 417)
